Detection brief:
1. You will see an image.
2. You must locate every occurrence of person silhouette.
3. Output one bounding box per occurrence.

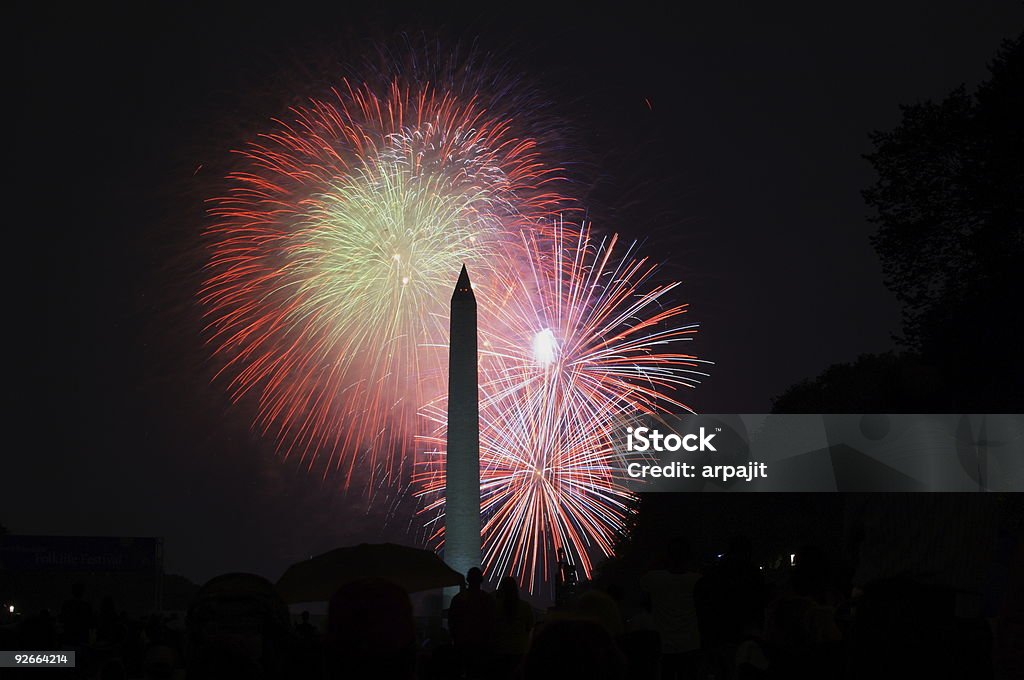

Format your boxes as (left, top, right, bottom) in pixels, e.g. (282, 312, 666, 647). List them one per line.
(59, 582, 94, 646)
(492, 576, 533, 677)
(449, 567, 496, 678)
(97, 595, 125, 646)
(641, 536, 701, 680)
(326, 578, 416, 680)
(295, 610, 317, 640)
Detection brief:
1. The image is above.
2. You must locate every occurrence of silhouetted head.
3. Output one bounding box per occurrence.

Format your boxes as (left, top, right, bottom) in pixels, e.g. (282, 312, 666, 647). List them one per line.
(499, 576, 519, 614)
(575, 590, 624, 637)
(499, 576, 518, 598)
(300, 610, 310, 622)
(467, 567, 483, 590)
(71, 582, 86, 599)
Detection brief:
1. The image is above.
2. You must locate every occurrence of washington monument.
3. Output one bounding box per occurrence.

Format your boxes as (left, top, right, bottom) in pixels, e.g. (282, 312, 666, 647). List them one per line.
(445, 264, 482, 586)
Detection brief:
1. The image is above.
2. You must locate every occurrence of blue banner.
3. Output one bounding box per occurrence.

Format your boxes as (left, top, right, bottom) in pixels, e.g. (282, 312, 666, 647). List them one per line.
(0, 536, 162, 573)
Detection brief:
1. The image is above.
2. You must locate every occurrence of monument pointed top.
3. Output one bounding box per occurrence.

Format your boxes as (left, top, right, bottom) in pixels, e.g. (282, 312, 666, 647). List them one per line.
(452, 264, 474, 300)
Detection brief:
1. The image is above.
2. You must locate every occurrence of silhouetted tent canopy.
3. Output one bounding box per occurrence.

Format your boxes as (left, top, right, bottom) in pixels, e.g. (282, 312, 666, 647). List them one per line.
(276, 543, 464, 603)
(187, 572, 291, 646)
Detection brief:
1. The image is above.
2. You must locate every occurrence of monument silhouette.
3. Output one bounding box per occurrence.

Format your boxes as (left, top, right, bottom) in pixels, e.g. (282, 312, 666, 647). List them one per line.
(445, 265, 482, 597)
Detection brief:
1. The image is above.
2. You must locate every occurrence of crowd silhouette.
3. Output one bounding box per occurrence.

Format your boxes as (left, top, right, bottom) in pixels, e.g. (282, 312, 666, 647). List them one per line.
(2, 493, 1019, 679)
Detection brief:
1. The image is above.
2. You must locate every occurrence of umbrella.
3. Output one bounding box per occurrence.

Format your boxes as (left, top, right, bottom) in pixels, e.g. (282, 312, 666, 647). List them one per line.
(275, 543, 464, 603)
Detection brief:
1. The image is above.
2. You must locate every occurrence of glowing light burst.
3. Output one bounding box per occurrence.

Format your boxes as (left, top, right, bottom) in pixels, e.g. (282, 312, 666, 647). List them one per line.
(416, 223, 711, 591)
(532, 328, 558, 365)
(200, 78, 567, 486)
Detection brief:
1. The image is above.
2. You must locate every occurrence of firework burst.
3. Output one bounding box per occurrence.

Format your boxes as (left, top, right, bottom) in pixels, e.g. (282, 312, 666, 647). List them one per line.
(201, 47, 709, 589)
(200, 76, 568, 485)
(416, 223, 711, 590)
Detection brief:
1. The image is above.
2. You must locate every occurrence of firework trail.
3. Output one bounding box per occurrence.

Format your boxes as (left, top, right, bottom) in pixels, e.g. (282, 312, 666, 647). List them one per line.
(200, 76, 568, 486)
(416, 223, 711, 590)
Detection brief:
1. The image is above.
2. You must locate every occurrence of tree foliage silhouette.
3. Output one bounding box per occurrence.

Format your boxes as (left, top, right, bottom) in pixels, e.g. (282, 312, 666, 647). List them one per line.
(863, 34, 1022, 360)
(775, 34, 1022, 412)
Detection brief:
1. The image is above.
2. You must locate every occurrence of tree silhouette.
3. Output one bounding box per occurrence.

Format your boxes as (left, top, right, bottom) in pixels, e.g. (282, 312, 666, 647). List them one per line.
(771, 351, 950, 413)
(775, 34, 1022, 412)
(863, 33, 1022, 408)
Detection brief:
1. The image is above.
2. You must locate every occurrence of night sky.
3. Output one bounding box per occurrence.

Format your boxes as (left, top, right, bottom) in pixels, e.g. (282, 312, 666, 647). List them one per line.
(12, 2, 1023, 585)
